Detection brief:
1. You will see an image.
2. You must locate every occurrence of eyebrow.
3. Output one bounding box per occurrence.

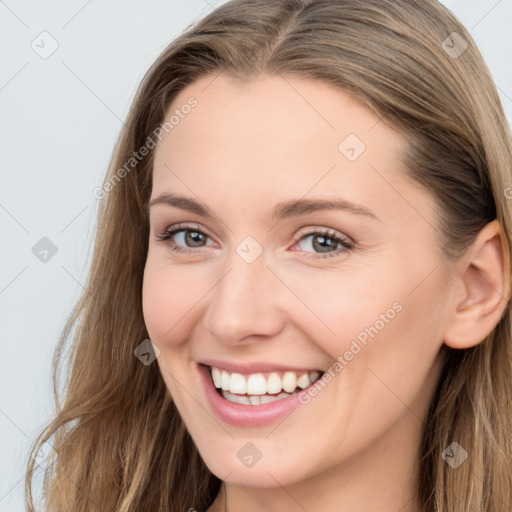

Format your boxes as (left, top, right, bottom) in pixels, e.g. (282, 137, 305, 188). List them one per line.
(148, 193, 379, 221)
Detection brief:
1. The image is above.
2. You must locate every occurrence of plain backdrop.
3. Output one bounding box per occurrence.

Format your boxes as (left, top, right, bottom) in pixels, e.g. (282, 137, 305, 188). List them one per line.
(1, 1, 511, 510)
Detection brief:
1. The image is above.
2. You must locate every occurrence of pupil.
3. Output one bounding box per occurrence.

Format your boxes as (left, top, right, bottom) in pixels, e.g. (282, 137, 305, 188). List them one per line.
(185, 231, 205, 247)
(313, 235, 336, 253)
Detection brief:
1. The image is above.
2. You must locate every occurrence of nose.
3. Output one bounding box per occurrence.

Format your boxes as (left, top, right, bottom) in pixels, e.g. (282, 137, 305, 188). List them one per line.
(202, 249, 286, 346)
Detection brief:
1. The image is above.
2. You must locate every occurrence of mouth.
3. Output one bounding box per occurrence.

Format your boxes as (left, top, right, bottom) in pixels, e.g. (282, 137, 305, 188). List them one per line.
(207, 365, 324, 406)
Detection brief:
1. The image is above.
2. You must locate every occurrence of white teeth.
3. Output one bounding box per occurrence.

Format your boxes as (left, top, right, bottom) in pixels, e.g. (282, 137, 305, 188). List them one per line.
(296, 373, 311, 389)
(229, 373, 246, 394)
(249, 395, 261, 405)
(211, 367, 221, 388)
(221, 371, 230, 391)
(266, 372, 282, 394)
(259, 394, 281, 404)
(222, 389, 293, 405)
(222, 390, 251, 405)
(282, 371, 298, 393)
(210, 366, 323, 398)
(246, 373, 267, 395)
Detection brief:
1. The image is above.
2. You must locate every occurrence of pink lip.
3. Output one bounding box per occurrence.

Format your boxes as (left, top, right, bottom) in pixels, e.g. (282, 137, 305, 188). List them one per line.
(198, 363, 307, 427)
(199, 358, 319, 375)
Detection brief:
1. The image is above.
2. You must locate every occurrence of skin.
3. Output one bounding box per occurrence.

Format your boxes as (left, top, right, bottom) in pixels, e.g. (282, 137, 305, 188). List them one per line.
(142, 73, 509, 512)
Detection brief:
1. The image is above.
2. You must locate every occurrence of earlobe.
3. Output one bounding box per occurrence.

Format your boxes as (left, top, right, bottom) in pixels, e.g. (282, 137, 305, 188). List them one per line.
(443, 220, 511, 349)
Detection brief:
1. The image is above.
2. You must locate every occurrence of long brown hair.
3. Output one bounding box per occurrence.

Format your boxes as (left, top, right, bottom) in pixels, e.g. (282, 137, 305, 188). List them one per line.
(25, 1, 512, 510)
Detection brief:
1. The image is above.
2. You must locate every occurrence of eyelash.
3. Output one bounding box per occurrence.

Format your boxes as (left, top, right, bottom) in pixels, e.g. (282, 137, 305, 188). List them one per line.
(155, 222, 354, 260)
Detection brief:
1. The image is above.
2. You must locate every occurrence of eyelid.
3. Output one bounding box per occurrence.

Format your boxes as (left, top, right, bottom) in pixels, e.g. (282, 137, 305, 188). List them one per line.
(294, 226, 354, 245)
(157, 222, 213, 239)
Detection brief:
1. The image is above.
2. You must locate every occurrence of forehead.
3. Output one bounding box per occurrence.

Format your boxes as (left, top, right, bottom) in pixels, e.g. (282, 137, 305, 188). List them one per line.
(151, 73, 426, 226)
(157, 72, 403, 162)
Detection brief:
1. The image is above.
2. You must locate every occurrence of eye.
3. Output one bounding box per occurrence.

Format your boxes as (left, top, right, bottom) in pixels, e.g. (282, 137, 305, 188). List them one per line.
(155, 223, 353, 260)
(155, 223, 215, 254)
(292, 228, 353, 259)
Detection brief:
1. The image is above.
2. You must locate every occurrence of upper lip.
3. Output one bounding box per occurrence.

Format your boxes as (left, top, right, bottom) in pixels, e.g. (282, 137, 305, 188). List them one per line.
(199, 359, 323, 374)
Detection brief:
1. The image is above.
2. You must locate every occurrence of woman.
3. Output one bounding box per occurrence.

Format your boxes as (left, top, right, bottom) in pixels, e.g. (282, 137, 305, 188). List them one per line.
(26, 1, 512, 511)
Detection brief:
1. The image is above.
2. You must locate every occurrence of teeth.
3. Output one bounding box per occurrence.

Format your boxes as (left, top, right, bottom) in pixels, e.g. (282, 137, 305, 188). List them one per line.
(222, 390, 251, 405)
(296, 373, 311, 389)
(260, 393, 291, 404)
(260, 394, 279, 404)
(246, 373, 267, 395)
(229, 373, 246, 394)
(282, 371, 297, 393)
(266, 372, 282, 394)
(222, 389, 294, 405)
(221, 371, 230, 391)
(210, 366, 322, 398)
(249, 395, 261, 405)
(211, 367, 221, 388)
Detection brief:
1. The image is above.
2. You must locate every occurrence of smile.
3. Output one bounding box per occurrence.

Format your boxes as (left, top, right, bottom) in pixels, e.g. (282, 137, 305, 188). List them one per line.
(209, 366, 323, 406)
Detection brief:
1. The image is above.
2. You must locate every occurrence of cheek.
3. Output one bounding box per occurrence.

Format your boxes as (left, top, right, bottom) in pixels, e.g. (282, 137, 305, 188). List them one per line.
(283, 259, 446, 382)
(142, 255, 233, 357)
(141, 259, 206, 347)
(278, 263, 407, 359)
(335, 272, 447, 418)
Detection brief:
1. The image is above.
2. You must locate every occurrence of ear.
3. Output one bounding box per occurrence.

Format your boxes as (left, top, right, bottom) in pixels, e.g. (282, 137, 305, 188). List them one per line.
(443, 220, 511, 349)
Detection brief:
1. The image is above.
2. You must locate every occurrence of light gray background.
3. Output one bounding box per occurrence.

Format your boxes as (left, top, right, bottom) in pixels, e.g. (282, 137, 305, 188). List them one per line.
(1, 1, 511, 510)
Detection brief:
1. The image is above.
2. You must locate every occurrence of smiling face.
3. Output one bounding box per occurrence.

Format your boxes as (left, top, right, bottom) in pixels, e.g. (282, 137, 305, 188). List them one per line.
(142, 73, 452, 497)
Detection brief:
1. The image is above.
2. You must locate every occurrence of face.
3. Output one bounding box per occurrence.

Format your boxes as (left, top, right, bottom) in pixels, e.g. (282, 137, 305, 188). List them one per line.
(142, 73, 451, 489)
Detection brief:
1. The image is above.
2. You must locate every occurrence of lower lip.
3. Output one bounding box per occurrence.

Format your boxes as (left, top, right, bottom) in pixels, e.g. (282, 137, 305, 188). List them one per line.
(198, 364, 307, 427)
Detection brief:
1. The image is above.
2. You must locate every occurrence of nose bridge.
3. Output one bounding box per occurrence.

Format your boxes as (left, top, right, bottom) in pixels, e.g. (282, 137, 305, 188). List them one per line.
(203, 243, 284, 345)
